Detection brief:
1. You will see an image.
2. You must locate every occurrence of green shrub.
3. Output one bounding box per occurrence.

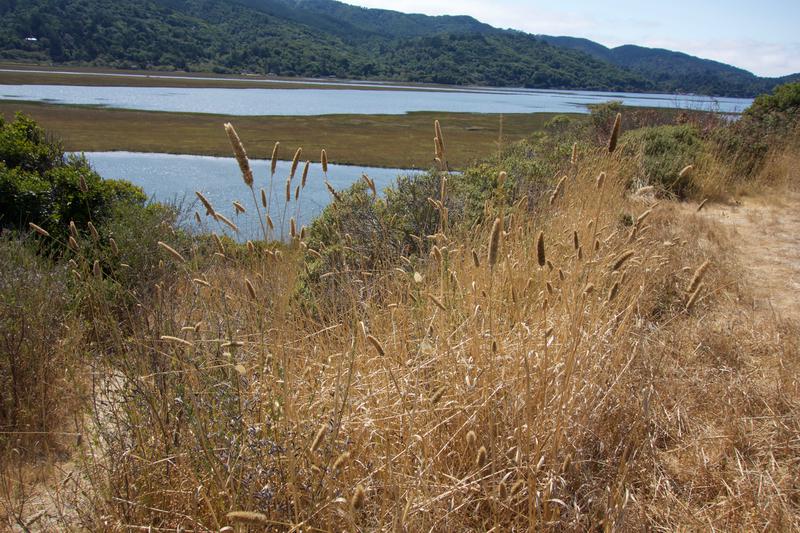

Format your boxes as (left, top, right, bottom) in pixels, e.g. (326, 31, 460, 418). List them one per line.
(622, 125, 703, 198)
(713, 81, 800, 178)
(0, 113, 146, 237)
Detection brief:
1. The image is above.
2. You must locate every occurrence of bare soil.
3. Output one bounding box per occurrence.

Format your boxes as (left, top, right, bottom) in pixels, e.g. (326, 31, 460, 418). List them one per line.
(697, 191, 800, 322)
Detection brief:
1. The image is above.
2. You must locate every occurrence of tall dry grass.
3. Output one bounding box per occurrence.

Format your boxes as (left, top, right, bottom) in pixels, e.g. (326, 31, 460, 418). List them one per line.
(3, 120, 799, 531)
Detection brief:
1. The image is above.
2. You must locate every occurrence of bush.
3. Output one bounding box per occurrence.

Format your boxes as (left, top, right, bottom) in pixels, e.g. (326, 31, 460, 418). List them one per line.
(0, 113, 146, 237)
(622, 125, 703, 197)
(713, 81, 800, 178)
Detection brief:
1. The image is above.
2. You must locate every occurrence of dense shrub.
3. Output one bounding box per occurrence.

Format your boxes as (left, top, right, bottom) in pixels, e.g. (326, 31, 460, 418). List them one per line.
(714, 81, 800, 178)
(0, 113, 146, 236)
(622, 124, 703, 197)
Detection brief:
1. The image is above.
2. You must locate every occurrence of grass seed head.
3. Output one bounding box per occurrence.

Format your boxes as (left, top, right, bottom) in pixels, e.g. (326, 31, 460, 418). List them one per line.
(290, 147, 302, 179)
(687, 260, 711, 293)
(301, 160, 310, 188)
(310, 424, 326, 453)
(226, 511, 268, 525)
(158, 241, 186, 263)
(28, 222, 50, 237)
(87, 221, 99, 241)
(476, 445, 487, 467)
(537, 231, 546, 267)
(488, 217, 502, 268)
(608, 113, 622, 153)
(612, 250, 635, 271)
(351, 484, 366, 510)
(224, 123, 253, 187)
(466, 430, 477, 447)
(270, 141, 280, 177)
(333, 451, 350, 471)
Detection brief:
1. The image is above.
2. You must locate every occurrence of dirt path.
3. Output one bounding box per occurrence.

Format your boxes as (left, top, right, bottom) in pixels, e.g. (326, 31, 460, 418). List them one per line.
(697, 191, 800, 322)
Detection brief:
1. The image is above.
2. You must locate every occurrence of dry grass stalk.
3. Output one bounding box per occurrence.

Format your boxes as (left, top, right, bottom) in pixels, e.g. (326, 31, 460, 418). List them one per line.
(270, 142, 280, 176)
(160, 335, 194, 348)
(87, 221, 99, 241)
(697, 198, 709, 211)
(213, 234, 225, 254)
(351, 485, 366, 510)
(215, 212, 239, 233)
(549, 175, 567, 205)
(687, 260, 711, 293)
(429, 293, 446, 311)
(290, 147, 302, 180)
(607, 281, 620, 302)
(476, 446, 487, 467)
(611, 250, 634, 271)
(686, 282, 703, 311)
(28, 222, 50, 237)
(333, 451, 350, 471)
(301, 161, 310, 189)
(226, 511, 268, 525)
(195, 191, 215, 216)
(325, 181, 341, 201)
(608, 113, 622, 153)
(245, 278, 257, 300)
(366, 335, 386, 356)
(596, 172, 606, 189)
(536, 231, 546, 268)
(157, 241, 186, 263)
(310, 424, 326, 453)
(68, 235, 79, 251)
(233, 201, 246, 215)
(321, 149, 328, 174)
(488, 217, 502, 269)
(498, 171, 507, 187)
(224, 123, 253, 187)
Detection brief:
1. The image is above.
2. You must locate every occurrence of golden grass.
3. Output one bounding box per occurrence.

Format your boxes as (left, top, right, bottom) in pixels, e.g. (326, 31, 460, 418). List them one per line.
(3, 119, 799, 531)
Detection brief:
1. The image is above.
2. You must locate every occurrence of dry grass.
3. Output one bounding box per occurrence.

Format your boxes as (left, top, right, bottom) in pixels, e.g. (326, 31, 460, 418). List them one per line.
(2, 121, 799, 531)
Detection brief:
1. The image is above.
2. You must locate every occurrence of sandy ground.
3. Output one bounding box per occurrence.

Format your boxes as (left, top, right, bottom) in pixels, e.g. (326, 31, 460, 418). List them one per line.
(697, 191, 800, 322)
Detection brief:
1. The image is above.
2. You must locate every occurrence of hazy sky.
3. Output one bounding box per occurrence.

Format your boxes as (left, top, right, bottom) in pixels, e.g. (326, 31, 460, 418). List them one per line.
(345, 0, 800, 77)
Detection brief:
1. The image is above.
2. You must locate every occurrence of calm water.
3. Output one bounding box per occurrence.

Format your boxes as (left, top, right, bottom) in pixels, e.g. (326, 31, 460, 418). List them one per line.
(3, 83, 752, 115)
(82, 151, 414, 240)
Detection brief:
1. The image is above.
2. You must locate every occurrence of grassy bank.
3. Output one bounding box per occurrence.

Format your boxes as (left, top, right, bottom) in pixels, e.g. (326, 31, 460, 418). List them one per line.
(0, 101, 561, 168)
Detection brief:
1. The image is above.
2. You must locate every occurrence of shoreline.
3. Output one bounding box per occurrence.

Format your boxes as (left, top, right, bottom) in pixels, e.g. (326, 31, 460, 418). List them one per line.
(0, 63, 759, 100)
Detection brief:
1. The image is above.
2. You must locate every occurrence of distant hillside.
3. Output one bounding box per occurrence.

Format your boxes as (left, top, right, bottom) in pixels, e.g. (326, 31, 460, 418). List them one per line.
(0, 0, 794, 97)
(538, 36, 790, 97)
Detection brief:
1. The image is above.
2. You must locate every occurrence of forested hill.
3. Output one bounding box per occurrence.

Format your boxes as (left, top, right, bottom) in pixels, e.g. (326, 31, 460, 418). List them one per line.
(0, 0, 794, 97)
(538, 36, 799, 98)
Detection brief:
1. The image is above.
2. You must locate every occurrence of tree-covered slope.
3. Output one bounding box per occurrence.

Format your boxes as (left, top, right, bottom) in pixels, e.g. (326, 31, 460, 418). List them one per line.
(539, 36, 792, 97)
(0, 0, 794, 96)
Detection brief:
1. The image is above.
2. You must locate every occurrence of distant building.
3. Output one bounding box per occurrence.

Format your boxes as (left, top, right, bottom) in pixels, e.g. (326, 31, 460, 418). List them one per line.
(25, 37, 38, 42)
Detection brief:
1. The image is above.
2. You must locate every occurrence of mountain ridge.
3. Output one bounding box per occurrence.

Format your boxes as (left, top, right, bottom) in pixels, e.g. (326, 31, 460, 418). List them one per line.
(0, 0, 794, 97)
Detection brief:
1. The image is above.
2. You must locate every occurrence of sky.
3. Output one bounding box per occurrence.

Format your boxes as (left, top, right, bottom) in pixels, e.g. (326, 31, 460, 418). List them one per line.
(345, 0, 800, 77)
